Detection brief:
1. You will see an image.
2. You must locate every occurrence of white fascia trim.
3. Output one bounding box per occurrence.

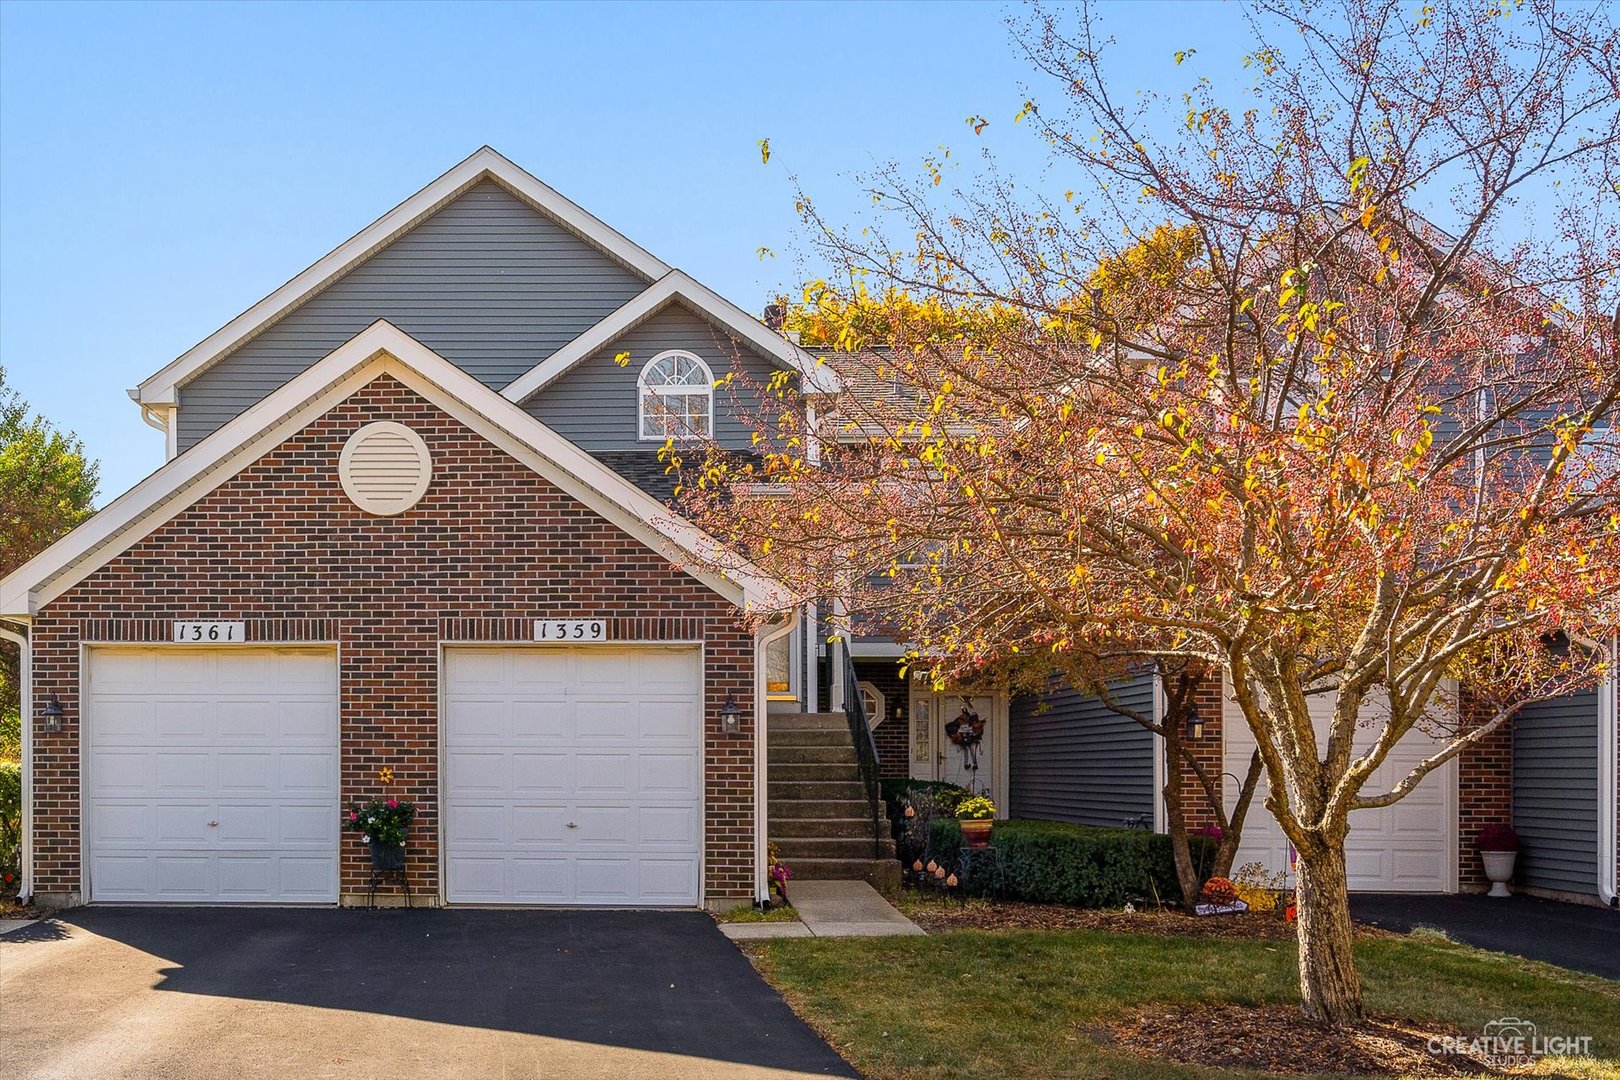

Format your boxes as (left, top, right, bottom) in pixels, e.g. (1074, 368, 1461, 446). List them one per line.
(848, 641, 910, 659)
(501, 271, 842, 404)
(134, 147, 671, 407)
(2, 320, 790, 616)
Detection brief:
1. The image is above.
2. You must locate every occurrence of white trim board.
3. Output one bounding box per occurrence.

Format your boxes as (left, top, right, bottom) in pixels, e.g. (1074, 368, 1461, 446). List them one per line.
(2, 320, 790, 616)
(135, 147, 671, 407)
(500, 271, 841, 403)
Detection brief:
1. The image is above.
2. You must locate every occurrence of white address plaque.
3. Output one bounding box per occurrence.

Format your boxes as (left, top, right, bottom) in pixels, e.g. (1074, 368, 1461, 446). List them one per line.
(174, 621, 246, 643)
(534, 619, 608, 642)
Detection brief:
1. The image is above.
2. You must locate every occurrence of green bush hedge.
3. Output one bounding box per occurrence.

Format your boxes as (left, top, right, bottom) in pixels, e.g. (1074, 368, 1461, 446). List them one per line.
(926, 818, 1212, 907)
(881, 778, 971, 817)
(0, 760, 19, 893)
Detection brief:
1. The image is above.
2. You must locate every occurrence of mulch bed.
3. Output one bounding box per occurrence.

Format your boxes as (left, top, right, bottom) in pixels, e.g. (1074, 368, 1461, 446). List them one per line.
(901, 896, 1374, 941)
(1105, 1004, 1500, 1076)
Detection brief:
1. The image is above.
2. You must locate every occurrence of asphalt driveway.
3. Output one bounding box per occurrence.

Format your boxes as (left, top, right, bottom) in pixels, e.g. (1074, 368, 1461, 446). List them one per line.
(0, 907, 858, 1080)
(1351, 892, 1620, 980)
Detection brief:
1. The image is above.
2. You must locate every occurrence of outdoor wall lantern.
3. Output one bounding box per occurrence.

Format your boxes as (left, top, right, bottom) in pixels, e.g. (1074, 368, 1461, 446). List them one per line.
(719, 693, 741, 735)
(1184, 707, 1204, 741)
(40, 693, 64, 734)
(720, 692, 742, 735)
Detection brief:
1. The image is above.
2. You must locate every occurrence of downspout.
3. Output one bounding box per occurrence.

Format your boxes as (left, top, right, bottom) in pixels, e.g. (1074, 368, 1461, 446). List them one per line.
(754, 615, 797, 904)
(1599, 634, 1618, 906)
(0, 621, 32, 904)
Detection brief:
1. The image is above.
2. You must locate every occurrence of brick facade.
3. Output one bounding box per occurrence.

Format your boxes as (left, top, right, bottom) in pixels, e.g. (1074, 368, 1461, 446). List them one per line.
(1173, 669, 1227, 832)
(1454, 687, 1513, 894)
(27, 374, 757, 906)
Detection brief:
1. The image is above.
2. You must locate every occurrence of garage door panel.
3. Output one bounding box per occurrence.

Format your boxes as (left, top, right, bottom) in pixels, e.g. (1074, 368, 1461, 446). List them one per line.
(155, 753, 213, 794)
(638, 859, 699, 902)
(639, 700, 699, 740)
(512, 804, 568, 845)
(640, 806, 700, 845)
(511, 701, 568, 741)
(575, 699, 635, 739)
(155, 804, 215, 845)
(511, 752, 568, 794)
(154, 700, 216, 741)
(639, 752, 698, 794)
(575, 753, 633, 794)
(444, 646, 702, 906)
(87, 647, 340, 904)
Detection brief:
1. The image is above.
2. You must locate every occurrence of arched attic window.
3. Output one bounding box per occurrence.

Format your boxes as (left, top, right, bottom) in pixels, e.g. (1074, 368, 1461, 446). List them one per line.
(638, 350, 714, 440)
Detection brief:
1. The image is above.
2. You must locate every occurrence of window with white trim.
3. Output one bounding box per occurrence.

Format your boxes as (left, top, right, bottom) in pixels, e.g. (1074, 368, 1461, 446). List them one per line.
(638, 350, 713, 440)
(858, 680, 886, 727)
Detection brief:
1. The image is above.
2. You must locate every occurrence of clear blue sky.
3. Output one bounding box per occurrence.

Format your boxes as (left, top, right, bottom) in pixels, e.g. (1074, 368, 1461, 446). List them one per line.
(1, 0, 1236, 500)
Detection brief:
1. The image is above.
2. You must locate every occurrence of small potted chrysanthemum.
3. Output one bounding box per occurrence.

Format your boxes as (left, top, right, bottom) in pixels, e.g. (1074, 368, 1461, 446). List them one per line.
(956, 795, 997, 848)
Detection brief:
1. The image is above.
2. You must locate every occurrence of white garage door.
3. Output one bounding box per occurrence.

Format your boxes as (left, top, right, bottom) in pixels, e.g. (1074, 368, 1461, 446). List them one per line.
(443, 647, 703, 906)
(1222, 678, 1456, 892)
(86, 647, 340, 903)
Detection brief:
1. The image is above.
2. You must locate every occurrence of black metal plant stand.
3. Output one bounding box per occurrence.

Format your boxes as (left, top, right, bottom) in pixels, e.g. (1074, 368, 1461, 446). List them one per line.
(365, 843, 413, 909)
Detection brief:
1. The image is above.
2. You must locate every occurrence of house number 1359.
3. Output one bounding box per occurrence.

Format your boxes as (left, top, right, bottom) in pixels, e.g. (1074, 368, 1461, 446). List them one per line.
(533, 619, 607, 642)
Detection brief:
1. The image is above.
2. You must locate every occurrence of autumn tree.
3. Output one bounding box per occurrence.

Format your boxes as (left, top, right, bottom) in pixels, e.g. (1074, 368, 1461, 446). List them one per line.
(1, 366, 99, 753)
(679, 0, 1620, 1026)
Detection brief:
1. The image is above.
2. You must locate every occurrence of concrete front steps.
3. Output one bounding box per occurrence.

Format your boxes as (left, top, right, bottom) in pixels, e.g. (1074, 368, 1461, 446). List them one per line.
(768, 712, 900, 893)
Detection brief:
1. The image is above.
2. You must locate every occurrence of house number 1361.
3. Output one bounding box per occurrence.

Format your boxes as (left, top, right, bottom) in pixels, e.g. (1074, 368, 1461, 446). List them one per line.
(533, 619, 607, 642)
(174, 621, 245, 642)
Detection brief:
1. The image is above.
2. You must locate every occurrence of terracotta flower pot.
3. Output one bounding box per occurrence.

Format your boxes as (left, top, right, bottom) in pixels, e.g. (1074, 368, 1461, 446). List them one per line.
(960, 818, 993, 849)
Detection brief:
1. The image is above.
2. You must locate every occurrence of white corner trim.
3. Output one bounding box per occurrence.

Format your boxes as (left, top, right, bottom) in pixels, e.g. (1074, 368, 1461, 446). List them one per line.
(0, 623, 32, 902)
(500, 271, 842, 404)
(755, 616, 797, 903)
(134, 147, 671, 407)
(1599, 634, 1618, 905)
(2, 320, 792, 616)
(1152, 672, 1167, 834)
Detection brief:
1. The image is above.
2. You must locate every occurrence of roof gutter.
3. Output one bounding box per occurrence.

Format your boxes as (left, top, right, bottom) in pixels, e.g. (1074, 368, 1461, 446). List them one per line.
(0, 620, 33, 904)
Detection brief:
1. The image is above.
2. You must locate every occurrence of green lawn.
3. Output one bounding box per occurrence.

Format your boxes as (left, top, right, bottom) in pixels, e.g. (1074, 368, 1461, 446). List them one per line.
(746, 929, 1620, 1080)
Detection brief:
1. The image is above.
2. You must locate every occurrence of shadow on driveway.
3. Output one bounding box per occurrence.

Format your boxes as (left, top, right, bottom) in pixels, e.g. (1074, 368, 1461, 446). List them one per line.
(1352, 892, 1619, 980)
(20, 906, 857, 1078)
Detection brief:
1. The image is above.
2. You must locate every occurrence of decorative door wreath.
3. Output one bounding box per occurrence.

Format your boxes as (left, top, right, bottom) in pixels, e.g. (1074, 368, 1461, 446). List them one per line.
(943, 701, 985, 772)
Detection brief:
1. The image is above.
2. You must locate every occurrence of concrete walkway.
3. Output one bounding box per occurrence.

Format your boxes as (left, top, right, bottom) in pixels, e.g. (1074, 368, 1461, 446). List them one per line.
(721, 882, 922, 940)
(1352, 892, 1620, 980)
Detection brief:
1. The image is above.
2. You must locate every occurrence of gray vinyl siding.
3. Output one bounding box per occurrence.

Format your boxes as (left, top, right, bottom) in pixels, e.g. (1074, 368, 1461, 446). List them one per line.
(1009, 672, 1157, 827)
(525, 302, 790, 452)
(1513, 689, 1601, 896)
(176, 180, 647, 450)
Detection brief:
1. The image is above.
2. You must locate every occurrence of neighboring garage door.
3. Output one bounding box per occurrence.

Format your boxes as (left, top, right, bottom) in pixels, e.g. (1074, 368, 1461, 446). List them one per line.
(86, 646, 340, 903)
(443, 646, 703, 906)
(1513, 689, 1600, 897)
(1224, 680, 1455, 892)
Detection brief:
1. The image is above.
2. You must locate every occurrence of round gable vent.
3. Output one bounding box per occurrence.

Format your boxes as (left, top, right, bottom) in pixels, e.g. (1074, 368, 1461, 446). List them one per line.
(338, 421, 433, 516)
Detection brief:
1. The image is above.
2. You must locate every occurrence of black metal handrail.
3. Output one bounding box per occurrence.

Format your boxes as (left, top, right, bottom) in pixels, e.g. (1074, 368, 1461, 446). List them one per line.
(841, 647, 885, 859)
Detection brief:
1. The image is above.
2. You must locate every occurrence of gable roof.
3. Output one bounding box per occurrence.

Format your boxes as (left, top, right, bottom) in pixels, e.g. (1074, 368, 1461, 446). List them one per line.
(134, 147, 674, 408)
(9, 320, 789, 615)
(501, 270, 841, 402)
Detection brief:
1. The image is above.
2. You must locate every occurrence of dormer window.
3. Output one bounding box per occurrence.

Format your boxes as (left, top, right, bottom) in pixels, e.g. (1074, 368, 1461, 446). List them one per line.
(638, 350, 714, 440)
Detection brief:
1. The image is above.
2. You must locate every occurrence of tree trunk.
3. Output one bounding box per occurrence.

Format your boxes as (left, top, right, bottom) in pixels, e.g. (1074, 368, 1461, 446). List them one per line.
(1293, 841, 1364, 1027)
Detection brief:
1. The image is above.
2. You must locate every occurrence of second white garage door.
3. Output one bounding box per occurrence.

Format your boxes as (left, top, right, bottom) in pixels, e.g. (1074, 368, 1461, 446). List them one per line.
(443, 646, 703, 906)
(1223, 678, 1456, 892)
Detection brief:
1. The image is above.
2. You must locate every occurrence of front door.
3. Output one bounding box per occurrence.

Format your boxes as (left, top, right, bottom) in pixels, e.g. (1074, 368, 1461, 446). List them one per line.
(913, 691, 998, 800)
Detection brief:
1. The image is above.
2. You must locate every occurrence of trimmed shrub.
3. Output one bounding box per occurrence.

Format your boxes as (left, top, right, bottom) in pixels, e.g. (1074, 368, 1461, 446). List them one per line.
(926, 818, 1214, 907)
(881, 778, 970, 821)
(0, 760, 19, 893)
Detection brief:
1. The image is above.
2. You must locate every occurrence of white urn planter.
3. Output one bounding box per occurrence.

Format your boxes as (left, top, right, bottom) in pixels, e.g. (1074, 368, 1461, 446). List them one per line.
(1480, 849, 1517, 897)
